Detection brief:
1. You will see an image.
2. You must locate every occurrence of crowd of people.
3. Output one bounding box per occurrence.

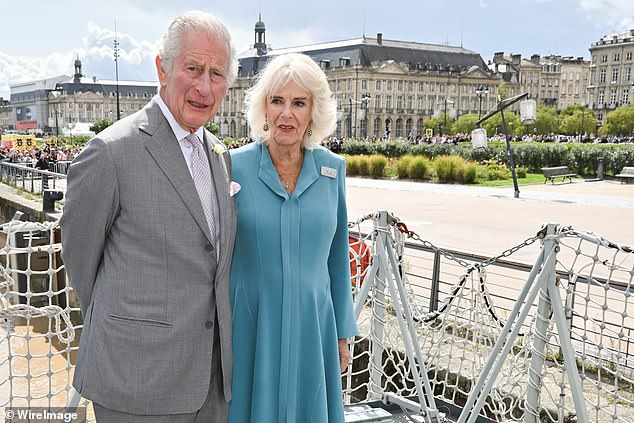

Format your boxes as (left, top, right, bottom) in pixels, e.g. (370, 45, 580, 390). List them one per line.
(0, 143, 82, 172)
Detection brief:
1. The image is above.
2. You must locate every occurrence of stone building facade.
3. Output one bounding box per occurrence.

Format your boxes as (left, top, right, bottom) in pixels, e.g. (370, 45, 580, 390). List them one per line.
(588, 29, 634, 124)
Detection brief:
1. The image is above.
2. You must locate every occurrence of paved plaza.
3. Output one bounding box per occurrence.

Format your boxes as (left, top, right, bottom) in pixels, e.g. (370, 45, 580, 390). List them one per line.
(346, 178, 634, 263)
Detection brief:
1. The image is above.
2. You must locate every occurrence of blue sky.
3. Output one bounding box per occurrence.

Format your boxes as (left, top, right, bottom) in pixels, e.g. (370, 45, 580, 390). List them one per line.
(1, 0, 633, 98)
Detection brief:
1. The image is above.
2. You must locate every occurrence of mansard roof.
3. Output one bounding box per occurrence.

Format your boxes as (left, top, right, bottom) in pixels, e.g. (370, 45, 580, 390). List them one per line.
(237, 36, 489, 77)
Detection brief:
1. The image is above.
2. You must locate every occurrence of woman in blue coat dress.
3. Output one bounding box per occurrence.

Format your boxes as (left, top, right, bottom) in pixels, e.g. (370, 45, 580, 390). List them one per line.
(228, 53, 359, 422)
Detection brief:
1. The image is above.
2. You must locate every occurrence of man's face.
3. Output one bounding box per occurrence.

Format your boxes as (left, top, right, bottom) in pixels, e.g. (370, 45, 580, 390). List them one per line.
(156, 30, 230, 132)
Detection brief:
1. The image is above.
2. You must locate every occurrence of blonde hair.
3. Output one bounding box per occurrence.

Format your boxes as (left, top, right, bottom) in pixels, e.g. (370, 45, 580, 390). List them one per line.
(244, 53, 337, 149)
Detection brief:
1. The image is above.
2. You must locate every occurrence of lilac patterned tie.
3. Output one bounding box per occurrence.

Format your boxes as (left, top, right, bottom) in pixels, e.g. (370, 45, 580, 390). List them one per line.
(185, 133, 217, 244)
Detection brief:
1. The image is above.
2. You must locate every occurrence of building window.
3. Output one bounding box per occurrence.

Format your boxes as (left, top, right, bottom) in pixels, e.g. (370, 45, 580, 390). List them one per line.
(375, 95, 382, 109)
(386, 95, 392, 109)
(417, 96, 424, 110)
(373, 118, 381, 137)
(348, 79, 353, 90)
(614, 53, 620, 62)
(627, 52, 633, 61)
(625, 67, 631, 82)
(397, 81, 403, 91)
(439, 83, 445, 93)
(419, 82, 424, 92)
(408, 82, 413, 92)
(429, 83, 435, 92)
(609, 90, 617, 105)
(376, 80, 381, 90)
(612, 68, 619, 83)
(598, 91, 605, 106)
(599, 69, 606, 83)
(395, 118, 403, 137)
(337, 80, 343, 90)
(387, 81, 393, 91)
(361, 79, 367, 90)
(407, 96, 413, 110)
(396, 95, 403, 111)
(602, 55, 608, 63)
(623, 89, 629, 105)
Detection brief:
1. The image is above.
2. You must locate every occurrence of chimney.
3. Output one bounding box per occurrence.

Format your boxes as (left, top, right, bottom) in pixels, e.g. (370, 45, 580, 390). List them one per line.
(531, 54, 541, 65)
(377, 33, 383, 45)
(511, 54, 521, 65)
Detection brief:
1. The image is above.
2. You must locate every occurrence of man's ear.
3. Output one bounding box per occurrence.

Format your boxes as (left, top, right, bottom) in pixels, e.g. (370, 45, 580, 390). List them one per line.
(156, 55, 167, 88)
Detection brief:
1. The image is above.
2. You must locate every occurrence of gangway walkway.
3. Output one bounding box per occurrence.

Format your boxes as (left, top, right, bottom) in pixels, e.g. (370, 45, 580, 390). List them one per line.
(0, 212, 633, 422)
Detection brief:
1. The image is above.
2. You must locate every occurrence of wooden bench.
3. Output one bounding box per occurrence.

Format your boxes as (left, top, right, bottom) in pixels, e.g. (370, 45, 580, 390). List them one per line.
(541, 166, 577, 184)
(615, 166, 634, 184)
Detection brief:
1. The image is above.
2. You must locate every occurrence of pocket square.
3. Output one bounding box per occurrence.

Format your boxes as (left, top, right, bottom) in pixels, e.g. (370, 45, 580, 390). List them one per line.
(230, 181, 241, 197)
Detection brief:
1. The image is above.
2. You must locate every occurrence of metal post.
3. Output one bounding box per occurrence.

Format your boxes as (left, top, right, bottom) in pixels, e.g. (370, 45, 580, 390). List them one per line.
(457, 239, 551, 423)
(114, 23, 121, 121)
(348, 98, 353, 138)
(525, 223, 558, 423)
(500, 107, 520, 198)
(369, 212, 388, 400)
(429, 251, 441, 313)
(443, 98, 447, 135)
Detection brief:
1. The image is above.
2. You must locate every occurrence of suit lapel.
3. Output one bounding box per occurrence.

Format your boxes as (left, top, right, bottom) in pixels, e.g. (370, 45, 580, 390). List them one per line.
(204, 132, 234, 274)
(140, 101, 213, 243)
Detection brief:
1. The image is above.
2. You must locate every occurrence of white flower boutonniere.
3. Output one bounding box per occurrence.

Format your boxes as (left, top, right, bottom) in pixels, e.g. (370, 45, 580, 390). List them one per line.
(213, 144, 225, 156)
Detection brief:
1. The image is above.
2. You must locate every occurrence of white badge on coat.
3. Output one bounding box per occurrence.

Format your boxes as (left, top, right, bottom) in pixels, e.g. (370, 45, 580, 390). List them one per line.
(321, 166, 337, 179)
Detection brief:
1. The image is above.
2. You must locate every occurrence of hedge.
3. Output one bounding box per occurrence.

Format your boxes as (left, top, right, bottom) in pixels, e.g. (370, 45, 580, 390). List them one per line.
(339, 140, 634, 176)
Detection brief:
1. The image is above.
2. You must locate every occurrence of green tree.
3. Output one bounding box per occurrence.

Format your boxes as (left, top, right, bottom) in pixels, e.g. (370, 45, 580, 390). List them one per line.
(434, 112, 456, 135)
(481, 111, 521, 137)
(560, 103, 585, 117)
(452, 113, 479, 134)
(559, 109, 598, 137)
(89, 118, 112, 134)
(204, 121, 220, 136)
(602, 105, 634, 136)
(498, 80, 507, 99)
(532, 106, 559, 135)
(424, 117, 455, 135)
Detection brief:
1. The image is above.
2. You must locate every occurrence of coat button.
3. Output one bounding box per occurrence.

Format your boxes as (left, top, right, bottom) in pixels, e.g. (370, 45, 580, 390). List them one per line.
(205, 244, 214, 252)
(205, 320, 213, 329)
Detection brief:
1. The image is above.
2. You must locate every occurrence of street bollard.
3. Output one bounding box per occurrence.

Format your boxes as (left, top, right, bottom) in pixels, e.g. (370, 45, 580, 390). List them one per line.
(43, 190, 63, 213)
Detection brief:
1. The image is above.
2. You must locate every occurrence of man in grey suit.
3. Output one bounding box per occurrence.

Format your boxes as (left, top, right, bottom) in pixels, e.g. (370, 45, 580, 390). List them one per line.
(60, 10, 238, 422)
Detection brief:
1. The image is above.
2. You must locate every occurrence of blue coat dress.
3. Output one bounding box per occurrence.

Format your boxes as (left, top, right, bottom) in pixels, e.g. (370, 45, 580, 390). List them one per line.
(228, 142, 359, 423)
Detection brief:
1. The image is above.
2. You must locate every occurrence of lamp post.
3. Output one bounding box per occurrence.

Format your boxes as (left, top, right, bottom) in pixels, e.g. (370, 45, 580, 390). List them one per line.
(68, 115, 73, 146)
(360, 93, 371, 139)
(348, 97, 353, 138)
(578, 103, 586, 143)
(444, 97, 448, 135)
(114, 24, 121, 120)
(476, 84, 489, 120)
(53, 106, 60, 139)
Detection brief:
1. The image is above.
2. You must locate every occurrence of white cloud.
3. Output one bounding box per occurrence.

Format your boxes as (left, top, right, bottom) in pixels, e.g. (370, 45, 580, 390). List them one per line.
(579, 0, 634, 30)
(0, 22, 162, 98)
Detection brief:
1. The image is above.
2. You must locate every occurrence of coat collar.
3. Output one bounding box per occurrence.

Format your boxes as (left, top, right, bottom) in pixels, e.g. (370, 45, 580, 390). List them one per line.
(257, 143, 319, 199)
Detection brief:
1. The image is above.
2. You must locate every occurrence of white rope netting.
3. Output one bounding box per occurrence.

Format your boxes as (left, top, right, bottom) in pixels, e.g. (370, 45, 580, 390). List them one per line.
(1, 214, 633, 423)
(0, 219, 92, 419)
(345, 214, 634, 423)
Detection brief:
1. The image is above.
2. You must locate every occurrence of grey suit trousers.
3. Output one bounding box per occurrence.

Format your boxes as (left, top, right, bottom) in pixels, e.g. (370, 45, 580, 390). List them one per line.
(93, 323, 226, 423)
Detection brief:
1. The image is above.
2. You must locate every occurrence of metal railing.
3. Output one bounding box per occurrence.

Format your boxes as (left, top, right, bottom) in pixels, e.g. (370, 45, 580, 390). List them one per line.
(0, 213, 633, 422)
(0, 162, 67, 195)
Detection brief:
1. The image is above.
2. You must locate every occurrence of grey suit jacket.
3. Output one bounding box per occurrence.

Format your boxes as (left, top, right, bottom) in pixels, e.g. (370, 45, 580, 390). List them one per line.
(60, 99, 237, 415)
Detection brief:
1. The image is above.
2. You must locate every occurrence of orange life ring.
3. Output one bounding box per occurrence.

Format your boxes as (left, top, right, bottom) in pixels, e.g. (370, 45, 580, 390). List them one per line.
(349, 236, 371, 286)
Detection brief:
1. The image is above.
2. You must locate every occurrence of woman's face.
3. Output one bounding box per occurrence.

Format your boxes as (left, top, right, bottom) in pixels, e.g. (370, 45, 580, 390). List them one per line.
(266, 81, 313, 149)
